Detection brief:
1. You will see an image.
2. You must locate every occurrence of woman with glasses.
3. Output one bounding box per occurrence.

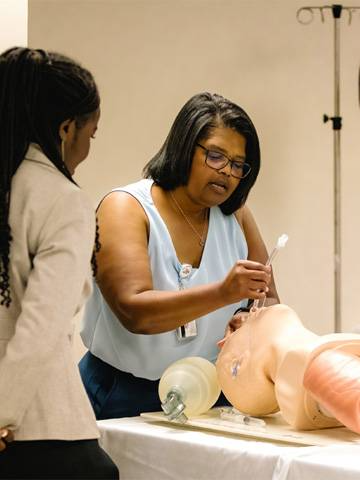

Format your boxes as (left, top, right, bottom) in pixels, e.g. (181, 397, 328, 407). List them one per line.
(79, 92, 280, 419)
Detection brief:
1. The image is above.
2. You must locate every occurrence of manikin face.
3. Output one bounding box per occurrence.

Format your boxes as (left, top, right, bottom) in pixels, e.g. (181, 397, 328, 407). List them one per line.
(186, 126, 246, 208)
(60, 109, 100, 175)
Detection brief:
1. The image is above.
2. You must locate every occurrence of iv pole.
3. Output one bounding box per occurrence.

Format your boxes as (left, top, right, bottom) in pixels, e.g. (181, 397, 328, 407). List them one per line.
(296, 4, 360, 333)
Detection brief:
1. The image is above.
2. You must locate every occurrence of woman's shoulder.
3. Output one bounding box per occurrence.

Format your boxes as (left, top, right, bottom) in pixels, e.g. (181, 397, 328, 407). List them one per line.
(13, 155, 94, 223)
(109, 178, 153, 204)
(97, 178, 154, 216)
(233, 204, 250, 229)
(20, 156, 74, 188)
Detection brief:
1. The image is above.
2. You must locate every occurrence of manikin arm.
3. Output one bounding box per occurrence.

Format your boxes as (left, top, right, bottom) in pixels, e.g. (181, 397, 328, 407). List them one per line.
(304, 348, 360, 434)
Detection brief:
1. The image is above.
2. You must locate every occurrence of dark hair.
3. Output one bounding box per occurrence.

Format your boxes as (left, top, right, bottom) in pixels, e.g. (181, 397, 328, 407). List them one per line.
(0, 47, 100, 307)
(143, 92, 261, 215)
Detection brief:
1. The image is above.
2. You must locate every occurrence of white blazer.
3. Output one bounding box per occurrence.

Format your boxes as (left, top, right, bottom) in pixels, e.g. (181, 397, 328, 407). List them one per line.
(0, 145, 99, 441)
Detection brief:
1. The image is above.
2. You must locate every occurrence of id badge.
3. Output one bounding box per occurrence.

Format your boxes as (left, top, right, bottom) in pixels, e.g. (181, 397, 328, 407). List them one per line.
(176, 263, 197, 341)
(176, 320, 197, 340)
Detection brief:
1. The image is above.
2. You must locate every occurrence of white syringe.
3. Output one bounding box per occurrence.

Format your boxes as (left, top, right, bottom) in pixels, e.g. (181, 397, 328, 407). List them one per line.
(252, 233, 289, 310)
(219, 407, 266, 430)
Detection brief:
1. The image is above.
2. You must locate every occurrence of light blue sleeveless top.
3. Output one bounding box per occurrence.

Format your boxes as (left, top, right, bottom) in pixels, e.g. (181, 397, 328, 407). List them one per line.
(81, 179, 248, 380)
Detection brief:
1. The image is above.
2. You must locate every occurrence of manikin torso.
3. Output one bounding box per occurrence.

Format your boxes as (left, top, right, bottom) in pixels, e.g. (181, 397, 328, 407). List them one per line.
(216, 304, 360, 431)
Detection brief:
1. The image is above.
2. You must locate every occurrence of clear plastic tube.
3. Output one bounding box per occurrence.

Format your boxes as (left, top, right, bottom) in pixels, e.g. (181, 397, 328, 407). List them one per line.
(252, 234, 288, 311)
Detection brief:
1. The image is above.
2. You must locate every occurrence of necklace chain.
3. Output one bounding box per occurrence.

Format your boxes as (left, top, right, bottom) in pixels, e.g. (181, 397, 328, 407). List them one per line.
(170, 191, 208, 247)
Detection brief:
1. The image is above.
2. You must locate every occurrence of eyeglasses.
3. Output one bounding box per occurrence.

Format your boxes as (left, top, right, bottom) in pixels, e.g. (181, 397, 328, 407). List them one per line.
(196, 143, 251, 179)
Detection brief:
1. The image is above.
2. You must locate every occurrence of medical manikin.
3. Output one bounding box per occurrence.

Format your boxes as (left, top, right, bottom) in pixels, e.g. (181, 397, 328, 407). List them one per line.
(216, 304, 360, 434)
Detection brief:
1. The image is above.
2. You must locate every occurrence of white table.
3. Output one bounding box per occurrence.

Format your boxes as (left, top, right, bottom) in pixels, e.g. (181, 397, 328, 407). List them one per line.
(98, 416, 360, 480)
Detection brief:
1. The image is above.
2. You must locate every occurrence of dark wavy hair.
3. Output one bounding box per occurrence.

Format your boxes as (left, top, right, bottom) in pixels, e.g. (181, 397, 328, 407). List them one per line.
(143, 92, 261, 215)
(0, 47, 100, 307)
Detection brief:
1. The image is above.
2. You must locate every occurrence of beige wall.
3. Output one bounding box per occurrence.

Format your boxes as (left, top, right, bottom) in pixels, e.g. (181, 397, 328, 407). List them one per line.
(28, 0, 360, 360)
(0, 0, 27, 50)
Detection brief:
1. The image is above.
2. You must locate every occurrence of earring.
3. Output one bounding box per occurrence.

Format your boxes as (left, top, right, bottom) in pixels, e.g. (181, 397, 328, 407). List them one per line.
(61, 138, 66, 164)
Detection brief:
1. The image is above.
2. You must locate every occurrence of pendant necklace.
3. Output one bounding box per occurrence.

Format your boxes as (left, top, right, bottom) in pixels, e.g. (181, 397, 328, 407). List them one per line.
(170, 191, 208, 247)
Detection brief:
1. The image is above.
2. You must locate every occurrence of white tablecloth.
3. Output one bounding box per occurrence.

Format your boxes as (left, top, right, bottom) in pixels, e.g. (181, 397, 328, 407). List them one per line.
(98, 417, 360, 480)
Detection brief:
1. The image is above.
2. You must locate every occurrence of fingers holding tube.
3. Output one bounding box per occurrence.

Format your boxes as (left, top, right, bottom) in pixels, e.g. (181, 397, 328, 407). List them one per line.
(219, 260, 271, 303)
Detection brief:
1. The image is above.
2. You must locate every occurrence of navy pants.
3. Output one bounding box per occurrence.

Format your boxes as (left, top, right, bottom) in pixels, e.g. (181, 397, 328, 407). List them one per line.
(0, 439, 119, 479)
(79, 351, 230, 420)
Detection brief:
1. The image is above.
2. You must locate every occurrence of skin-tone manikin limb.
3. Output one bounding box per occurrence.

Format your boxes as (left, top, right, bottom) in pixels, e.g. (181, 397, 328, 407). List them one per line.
(216, 304, 360, 433)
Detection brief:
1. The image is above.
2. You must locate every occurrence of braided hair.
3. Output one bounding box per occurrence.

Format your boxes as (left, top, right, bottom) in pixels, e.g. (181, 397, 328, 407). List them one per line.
(0, 47, 100, 307)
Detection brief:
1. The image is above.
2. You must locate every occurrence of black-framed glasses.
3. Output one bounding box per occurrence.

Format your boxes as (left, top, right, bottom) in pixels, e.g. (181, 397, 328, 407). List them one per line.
(197, 143, 251, 179)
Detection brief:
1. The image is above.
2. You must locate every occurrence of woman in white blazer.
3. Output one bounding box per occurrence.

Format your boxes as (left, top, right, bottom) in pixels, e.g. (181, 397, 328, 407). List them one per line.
(0, 47, 118, 479)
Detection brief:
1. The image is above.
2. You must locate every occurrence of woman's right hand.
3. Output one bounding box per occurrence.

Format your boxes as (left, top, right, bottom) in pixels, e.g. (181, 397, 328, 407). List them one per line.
(0, 428, 14, 452)
(220, 260, 271, 304)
